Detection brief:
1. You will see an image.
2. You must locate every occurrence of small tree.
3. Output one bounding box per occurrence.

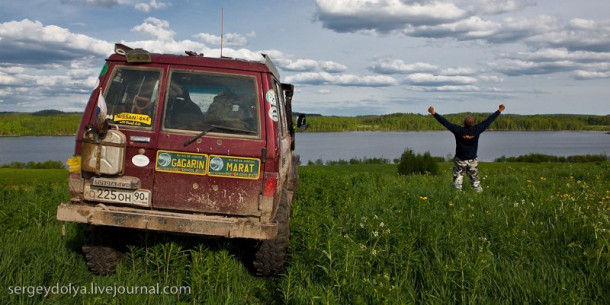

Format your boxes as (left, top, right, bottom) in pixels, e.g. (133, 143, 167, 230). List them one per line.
(398, 149, 439, 175)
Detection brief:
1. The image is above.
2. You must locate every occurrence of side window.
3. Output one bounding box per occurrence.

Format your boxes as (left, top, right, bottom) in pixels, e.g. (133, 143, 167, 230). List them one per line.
(104, 67, 161, 128)
(274, 81, 287, 137)
(163, 71, 259, 136)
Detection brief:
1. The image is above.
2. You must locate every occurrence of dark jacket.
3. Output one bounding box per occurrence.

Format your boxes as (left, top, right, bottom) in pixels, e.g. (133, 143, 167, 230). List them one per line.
(433, 111, 501, 160)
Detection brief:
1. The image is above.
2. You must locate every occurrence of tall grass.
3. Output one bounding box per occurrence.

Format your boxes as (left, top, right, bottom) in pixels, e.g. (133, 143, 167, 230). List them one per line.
(1, 162, 608, 304)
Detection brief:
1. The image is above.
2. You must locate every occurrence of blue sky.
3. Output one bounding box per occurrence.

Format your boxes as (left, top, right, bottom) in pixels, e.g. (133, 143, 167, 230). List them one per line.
(1, 0, 609, 115)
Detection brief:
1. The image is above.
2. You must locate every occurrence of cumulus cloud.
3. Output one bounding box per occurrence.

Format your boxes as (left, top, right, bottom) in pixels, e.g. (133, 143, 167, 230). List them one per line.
(135, 0, 170, 13)
(274, 57, 347, 73)
(62, 0, 169, 12)
(0, 19, 113, 64)
(314, 0, 467, 34)
(468, 0, 534, 15)
(194, 32, 249, 47)
(527, 18, 610, 52)
(404, 73, 477, 86)
(285, 71, 397, 87)
(369, 58, 438, 74)
(492, 48, 610, 78)
(131, 17, 175, 41)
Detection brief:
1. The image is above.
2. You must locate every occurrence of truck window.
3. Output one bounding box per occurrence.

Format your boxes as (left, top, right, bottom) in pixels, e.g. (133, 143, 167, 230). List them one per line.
(104, 67, 162, 129)
(163, 71, 259, 136)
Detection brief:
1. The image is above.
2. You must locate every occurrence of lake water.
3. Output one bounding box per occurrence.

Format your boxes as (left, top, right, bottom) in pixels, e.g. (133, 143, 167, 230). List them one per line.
(0, 131, 608, 165)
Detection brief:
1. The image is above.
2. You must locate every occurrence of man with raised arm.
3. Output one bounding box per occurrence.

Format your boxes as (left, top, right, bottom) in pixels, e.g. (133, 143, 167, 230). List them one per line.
(428, 104, 505, 193)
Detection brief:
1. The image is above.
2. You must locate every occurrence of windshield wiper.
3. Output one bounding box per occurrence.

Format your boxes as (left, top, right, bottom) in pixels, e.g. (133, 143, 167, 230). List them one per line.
(183, 124, 256, 146)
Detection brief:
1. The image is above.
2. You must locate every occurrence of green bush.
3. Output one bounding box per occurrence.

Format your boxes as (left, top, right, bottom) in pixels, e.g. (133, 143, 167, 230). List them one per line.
(397, 149, 439, 175)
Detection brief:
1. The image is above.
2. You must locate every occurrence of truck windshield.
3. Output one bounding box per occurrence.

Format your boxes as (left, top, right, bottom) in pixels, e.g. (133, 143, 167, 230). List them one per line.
(104, 67, 162, 129)
(163, 71, 259, 136)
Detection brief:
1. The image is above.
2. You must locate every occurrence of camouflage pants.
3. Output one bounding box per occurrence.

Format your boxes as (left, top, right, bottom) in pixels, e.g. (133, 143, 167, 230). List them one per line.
(452, 158, 482, 192)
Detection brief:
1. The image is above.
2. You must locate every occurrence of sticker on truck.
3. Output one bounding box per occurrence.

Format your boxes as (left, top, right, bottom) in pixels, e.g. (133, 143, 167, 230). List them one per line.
(208, 155, 260, 180)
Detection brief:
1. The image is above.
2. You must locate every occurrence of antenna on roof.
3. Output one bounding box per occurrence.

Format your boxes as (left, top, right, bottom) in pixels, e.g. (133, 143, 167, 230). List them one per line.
(220, 7, 224, 57)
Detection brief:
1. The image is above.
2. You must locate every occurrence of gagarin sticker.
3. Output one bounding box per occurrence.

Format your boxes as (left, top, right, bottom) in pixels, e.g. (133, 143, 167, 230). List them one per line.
(265, 90, 277, 105)
(268, 107, 278, 122)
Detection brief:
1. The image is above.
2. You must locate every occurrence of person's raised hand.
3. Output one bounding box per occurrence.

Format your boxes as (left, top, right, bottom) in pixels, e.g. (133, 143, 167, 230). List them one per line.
(428, 106, 435, 115)
(499, 104, 505, 112)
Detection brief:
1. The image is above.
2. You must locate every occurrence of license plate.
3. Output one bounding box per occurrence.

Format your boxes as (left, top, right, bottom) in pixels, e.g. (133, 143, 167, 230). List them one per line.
(84, 184, 151, 207)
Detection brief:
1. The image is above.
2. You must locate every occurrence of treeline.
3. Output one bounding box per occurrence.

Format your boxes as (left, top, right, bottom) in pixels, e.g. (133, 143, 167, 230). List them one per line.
(301, 113, 610, 132)
(495, 153, 608, 163)
(0, 112, 81, 136)
(0, 160, 65, 169)
(1, 111, 609, 136)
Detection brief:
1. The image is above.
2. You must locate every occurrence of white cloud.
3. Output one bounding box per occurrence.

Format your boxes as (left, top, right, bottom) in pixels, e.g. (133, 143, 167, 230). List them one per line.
(574, 70, 610, 80)
(320, 61, 348, 73)
(369, 58, 438, 74)
(314, 0, 467, 33)
(131, 17, 175, 42)
(286, 71, 397, 87)
(0, 19, 113, 62)
(134, 0, 170, 13)
(194, 32, 248, 47)
(405, 73, 477, 86)
(468, 0, 534, 15)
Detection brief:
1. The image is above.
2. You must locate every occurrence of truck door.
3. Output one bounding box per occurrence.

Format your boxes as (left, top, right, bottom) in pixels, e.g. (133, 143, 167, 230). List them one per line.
(152, 69, 265, 216)
(100, 64, 164, 195)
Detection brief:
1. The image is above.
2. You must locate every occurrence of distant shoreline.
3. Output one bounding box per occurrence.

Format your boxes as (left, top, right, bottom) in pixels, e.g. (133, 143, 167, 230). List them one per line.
(1, 111, 608, 136)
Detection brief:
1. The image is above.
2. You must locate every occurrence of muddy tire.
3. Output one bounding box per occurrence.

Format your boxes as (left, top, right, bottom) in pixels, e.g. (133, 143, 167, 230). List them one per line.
(81, 225, 125, 275)
(252, 192, 291, 276)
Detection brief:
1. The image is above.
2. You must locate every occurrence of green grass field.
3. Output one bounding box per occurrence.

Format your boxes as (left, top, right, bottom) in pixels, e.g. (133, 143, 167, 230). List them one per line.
(1, 162, 608, 304)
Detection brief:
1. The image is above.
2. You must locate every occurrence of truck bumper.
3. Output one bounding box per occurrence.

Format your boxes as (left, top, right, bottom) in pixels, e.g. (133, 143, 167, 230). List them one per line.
(57, 202, 277, 240)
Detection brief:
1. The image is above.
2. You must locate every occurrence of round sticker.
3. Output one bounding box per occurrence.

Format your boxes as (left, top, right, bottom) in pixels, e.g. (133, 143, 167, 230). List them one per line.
(268, 107, 279, 122)
(209, 157, 224, 171)
(157, 153, 171, 167)
(265, 90, 277, 105)
(132, 154, 150, 167)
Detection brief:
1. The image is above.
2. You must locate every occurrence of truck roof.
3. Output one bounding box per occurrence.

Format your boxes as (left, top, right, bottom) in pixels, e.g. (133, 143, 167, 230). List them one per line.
(106, 52, 280, 79)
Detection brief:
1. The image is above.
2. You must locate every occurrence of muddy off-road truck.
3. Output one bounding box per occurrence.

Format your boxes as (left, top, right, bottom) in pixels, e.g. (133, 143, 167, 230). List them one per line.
(57, 44, 299, 276)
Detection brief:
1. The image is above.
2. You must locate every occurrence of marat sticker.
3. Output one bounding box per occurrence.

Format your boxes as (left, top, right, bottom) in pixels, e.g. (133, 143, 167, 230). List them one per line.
(268, 107, 279, 122)
(208, 155, 261, 180)
(113, 112, 152, 127)
(155, 150, 208, 176)
(265, 89, 277, 105)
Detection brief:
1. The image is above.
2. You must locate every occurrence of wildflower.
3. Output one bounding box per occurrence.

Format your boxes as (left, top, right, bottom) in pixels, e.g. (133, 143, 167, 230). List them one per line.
(371, 249, 377, 256)
(569, 176, 574, 180)
(359, 223, 365, 228)
(540, 176, 546, 181)
(448, 201, 454, 207)
(420, 196, 428, 200)
(385, 228, 391, 234)
(527, 179, 533, 183)
(379, 222, 385, 228)
(373, 231, 379, 237)
(513, 202, 519, 207)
